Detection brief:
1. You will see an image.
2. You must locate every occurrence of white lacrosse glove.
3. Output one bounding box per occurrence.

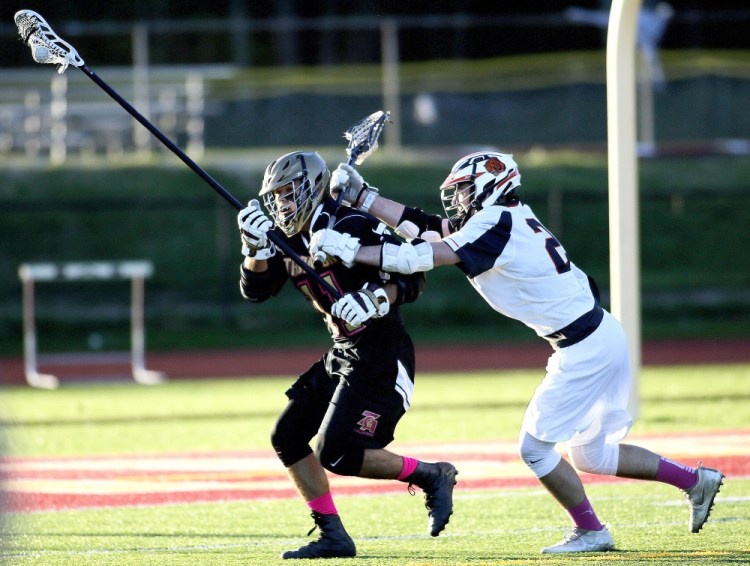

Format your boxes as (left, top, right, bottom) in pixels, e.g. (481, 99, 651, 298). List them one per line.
(395, 220, 442, 243)
(331, 284, 390, 328)
(330, 163, 364, 206)
(238, 199, 276, 260)
(308, 228, 361, 268)
(330, 163, 380, 211)
(381, 240, 434, 274)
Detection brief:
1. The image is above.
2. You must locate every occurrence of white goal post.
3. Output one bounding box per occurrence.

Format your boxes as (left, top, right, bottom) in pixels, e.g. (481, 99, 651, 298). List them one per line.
(607, 0, 642, 417)
(18, 260, 166, 389)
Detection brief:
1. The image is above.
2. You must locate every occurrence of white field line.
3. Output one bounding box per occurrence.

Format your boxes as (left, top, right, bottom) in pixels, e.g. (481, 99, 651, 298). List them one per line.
(1, 513, 749, 561)
(5, 432, 749, 498)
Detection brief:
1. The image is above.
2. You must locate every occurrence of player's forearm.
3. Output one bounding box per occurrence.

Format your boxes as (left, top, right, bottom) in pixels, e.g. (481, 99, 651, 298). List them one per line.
(431, 241, 460, 266)
(353, 245, 384, 267)
(382, 282, 399, 305)
(242, 256, 269, 272)
(361, 193, 405, 228)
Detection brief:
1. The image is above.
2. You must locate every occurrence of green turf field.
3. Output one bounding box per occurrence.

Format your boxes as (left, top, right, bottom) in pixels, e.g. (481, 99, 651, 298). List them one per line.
(1, 365, 749, 564)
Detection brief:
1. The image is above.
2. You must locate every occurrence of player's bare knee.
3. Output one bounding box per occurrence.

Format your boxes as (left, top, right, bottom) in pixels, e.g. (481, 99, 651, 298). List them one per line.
(518, 431, 561, 478)
(568, 441, 619, 476)
(315, 435, 364, 476)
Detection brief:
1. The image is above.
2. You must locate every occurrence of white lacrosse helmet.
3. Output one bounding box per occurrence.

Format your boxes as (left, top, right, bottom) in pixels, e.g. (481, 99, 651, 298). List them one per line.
(259, 151, 331, 237)
(439, 151, 521, 229)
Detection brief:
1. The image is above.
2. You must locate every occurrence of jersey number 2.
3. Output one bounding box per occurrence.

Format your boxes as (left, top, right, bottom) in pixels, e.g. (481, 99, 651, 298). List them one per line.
(525, 218, 571, 274)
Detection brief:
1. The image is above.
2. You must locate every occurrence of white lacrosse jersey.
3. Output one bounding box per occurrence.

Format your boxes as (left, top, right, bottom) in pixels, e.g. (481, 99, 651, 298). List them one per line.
(444, 201, 596, 338)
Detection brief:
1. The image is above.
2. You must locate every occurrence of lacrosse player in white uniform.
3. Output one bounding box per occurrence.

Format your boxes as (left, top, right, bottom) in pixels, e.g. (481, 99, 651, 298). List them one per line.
(308, 151, 725, 554)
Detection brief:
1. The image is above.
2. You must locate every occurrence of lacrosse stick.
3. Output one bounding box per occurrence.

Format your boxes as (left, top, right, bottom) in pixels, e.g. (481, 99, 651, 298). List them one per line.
(344, 110, 389, 169)
(313, 110, 389, 264)
(14, 9, 341, 299)
(336, 110, 389, 212)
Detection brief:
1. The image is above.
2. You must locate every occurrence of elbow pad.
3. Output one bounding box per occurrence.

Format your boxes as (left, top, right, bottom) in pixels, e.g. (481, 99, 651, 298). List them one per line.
(240, 267, 272, 303)
(380, 240, 433, 274)
(393, 272, 426, 305)
(239, 263, 286, 302)
(398, 206, 444, 234)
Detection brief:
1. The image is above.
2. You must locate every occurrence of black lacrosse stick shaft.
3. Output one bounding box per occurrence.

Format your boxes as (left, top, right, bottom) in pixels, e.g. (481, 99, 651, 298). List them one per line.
(80, 65, 241, 209)
(78, 64, 340, 299)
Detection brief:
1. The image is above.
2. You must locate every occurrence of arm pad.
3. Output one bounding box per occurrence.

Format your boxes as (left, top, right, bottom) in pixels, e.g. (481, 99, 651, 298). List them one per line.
(398, 206, 444, 235)
(392, 272, 426, 305)
(380, 239, 434, 274)
(239, 258, 287, 303)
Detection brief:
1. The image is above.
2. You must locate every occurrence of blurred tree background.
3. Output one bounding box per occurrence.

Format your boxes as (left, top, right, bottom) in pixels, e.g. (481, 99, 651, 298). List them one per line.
(0, 1, 748, 361)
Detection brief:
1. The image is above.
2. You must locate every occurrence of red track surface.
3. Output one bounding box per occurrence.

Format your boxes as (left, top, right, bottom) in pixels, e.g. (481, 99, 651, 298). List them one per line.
(1, 338, 748, 384)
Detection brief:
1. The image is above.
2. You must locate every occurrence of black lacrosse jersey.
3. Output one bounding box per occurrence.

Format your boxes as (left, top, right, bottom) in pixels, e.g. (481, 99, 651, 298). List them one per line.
(240, 196, 419, 344)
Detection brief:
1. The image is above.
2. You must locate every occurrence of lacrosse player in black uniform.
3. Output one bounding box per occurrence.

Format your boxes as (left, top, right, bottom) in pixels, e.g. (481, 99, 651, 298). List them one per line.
(238, 151, 458, 560)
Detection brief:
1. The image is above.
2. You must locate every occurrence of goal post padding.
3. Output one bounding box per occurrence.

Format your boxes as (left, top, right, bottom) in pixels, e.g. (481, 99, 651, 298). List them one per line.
(18, 260, 166, 389)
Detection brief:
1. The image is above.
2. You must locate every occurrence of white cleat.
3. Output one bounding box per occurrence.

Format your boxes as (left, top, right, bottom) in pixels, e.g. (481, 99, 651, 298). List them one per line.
(684, 464, 725, 533)
(541, 526, 614, 554)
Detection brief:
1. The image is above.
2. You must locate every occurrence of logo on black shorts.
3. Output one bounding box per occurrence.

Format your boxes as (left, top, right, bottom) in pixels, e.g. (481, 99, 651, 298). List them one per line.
(356, 410, 380, 436)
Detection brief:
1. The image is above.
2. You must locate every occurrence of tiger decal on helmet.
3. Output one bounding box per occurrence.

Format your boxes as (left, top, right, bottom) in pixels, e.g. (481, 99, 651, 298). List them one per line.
(484, 157, 506, 176)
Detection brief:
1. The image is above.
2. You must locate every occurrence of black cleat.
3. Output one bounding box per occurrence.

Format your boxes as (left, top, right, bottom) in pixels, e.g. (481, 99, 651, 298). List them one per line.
(281, 512, 356, 559)
(407, 461, 458, 536)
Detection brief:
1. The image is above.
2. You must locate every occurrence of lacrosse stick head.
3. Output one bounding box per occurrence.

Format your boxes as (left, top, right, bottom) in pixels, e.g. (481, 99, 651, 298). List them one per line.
(14, 10, 84, 74)
(344, 110, 390, 166)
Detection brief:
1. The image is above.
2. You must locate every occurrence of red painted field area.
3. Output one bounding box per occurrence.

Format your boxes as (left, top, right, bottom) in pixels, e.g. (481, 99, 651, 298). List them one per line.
(3, 431, 749, 513)
(1, 342, 748, 513)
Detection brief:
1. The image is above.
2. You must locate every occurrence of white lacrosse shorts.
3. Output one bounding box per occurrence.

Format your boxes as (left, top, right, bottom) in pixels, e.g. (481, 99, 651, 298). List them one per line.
(521, 310, 633, 447)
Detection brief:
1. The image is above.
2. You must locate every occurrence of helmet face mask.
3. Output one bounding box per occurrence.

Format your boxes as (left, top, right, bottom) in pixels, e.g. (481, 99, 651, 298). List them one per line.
(440, 182, 475, 230)
(439, 151, 521, 229)
(259, 151, 330, 236)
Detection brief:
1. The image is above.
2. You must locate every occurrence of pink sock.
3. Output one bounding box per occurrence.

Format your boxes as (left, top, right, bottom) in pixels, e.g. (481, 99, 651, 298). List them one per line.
(567, 497, 603, 531)
(306, 492, 338, 516)
(655, 457, 697, 490)
(397, 456, 419, 481)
